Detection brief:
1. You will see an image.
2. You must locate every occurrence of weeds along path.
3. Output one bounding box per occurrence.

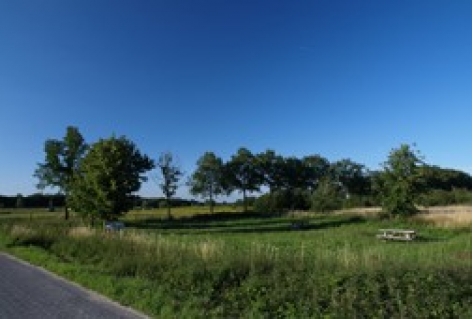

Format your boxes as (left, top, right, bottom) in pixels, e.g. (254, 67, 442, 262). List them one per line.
(0, 253, 148, 319)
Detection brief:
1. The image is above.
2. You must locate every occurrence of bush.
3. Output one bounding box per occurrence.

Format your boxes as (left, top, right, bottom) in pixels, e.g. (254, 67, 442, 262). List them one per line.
(417, 189, 472, 207)
(453, 189, 472, 204)
(253, 193, 274, 213)
(291, 189, 311, 210)
(234, 196, 257, 209)
(311, 180, 343, 213)
(253, 189, 310, 213)
(342, 195, 378, 209)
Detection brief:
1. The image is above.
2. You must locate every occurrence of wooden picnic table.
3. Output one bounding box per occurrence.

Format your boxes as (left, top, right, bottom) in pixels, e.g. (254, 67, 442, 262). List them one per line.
(377, 229, 416, 241)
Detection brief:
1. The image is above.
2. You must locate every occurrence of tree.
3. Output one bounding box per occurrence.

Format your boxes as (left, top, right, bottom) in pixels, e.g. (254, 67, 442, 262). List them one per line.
(16, 193, 23, 209)
(68, 136, 154, 224)
(311, 177, 344, 213)
(330, 159, 371, 197)
(226, 148, 262, 212)
(375, 144, 424, 218)
(188, 152, 225, 214)
(280, 157, 308, 191)
(302, 154, 331, 190)
(418, 165, 472, 191)
(256, 152, 330, 212)
(256, 150, 286, 193)
(34, 126, 87, 220)
(155, 152, 183, 219)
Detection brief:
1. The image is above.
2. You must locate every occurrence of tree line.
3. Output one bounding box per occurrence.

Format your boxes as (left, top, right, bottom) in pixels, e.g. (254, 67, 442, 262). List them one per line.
(32, 126, 471, 223)
(0, 193, 65, 210)
(188, 145, 471, 217)
(0, 193, 203, 211)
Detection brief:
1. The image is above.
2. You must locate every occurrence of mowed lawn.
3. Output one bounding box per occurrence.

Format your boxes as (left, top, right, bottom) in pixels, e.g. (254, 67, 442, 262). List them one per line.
(0, 206, 471, 318)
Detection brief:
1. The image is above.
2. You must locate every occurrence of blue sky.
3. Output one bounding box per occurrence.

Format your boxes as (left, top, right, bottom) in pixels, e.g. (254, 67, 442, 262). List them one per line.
(0, 1, 471, 198)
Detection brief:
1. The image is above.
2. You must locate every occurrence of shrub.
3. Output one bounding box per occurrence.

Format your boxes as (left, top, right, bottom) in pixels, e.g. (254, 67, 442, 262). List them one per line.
(253, 189, 310, 213)
(253, 193, 274, 213)
(291, 189, 311, 210)
(418, 190, 455, 206)
(453, 189, 472, 204)
(342, 195, 378, 209)
(311, 179, 343, 213)
(417, 189, 472, 207)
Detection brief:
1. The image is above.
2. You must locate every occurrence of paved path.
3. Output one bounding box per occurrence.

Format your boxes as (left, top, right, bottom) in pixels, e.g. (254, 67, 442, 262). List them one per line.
(0, 253, 148, 319)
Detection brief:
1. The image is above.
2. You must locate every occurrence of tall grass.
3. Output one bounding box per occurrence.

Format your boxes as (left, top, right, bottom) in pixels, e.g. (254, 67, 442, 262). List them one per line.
(415, 206, 472, 228)
(0, 211, 471, 318)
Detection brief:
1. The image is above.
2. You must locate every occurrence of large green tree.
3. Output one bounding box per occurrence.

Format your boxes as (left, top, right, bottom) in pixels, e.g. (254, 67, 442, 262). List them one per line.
(418, 165, 472, 191)
(311, 177, 344, 213)
(69, 136, 154, 223)
(34, 126, 87, 220)
(188, 152, 225, 214)
(302, 154, 331, 190)
(330, 159, 371, 197)
(375, 144, 424, 218)
(256, 150, 286, 193)
(226, 148, 262, 212)
(155, 152, 183, 219)
(280, 157, 308, 191)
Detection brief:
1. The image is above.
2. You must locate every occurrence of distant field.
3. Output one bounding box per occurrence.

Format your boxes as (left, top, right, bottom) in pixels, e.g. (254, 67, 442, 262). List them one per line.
(2, 204, 470, 221)
(0, 205, 243, 219)
(0, 205, 471, 318)
(127, 205, 244, 219)
(0, 208, 61, 219)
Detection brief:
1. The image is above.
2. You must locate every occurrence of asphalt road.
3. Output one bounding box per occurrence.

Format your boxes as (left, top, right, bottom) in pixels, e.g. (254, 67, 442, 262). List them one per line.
(0, 253, 148, 319)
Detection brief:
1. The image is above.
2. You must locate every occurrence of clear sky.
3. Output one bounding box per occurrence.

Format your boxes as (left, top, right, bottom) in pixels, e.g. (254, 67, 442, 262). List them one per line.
(0, 0, 471, 199)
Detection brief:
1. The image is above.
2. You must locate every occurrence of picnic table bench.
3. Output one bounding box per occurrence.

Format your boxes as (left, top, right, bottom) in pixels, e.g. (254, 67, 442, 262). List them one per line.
(104, 221, 125, 232)
(376, 229, 416, 241)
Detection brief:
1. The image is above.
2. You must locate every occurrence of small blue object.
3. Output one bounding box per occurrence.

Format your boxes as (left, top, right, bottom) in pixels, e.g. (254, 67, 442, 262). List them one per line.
(105, 221, 125, 231)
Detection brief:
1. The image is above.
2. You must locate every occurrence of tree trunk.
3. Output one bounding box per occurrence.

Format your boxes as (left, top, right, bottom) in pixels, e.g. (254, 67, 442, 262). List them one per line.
(166, 197, 172, 220)
(210, 193, 214, 214)
(243, 189, 247, 212)
(64, 192, 69, 220)
(64, 203, 69, 220)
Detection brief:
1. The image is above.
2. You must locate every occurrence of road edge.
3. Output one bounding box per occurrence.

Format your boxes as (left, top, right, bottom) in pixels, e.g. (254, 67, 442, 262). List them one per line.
(0, 252, 150, 319)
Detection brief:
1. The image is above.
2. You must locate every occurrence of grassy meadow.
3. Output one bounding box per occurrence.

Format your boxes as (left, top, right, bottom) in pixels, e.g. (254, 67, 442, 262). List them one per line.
(0, 205, 471, 318)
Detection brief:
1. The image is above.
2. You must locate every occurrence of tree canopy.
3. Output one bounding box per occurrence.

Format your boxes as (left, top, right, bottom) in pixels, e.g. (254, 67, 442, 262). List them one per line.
(418, 165, 471, 191)
(375, 144, 424, 217)
(188, 152, 225, 213)
(225, 148, 262, 211)
(302, 155, 331, 190)
(155, 152, 183, 219)
(69, 136, 154, 223)
(256, 150, 286, 193)
(330, 159, 371, 197)
(34, 126, 87, 219)
(32, 127, 470, 217)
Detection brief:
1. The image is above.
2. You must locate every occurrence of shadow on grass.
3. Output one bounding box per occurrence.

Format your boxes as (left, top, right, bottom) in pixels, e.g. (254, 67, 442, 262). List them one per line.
(125, 212, 366, 235)
(126, 211, 278, 228)
(412, 235, 452, 243)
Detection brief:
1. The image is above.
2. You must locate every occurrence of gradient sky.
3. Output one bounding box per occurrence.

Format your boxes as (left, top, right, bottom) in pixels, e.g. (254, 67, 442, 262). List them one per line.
(0, 1, 471, 199)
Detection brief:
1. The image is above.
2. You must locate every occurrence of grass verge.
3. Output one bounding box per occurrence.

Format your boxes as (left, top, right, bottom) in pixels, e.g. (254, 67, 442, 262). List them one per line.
(0, 210, 471, 318)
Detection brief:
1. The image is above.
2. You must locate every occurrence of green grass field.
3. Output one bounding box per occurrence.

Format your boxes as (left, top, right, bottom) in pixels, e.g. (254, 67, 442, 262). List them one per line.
(0, 206, 471, 318)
